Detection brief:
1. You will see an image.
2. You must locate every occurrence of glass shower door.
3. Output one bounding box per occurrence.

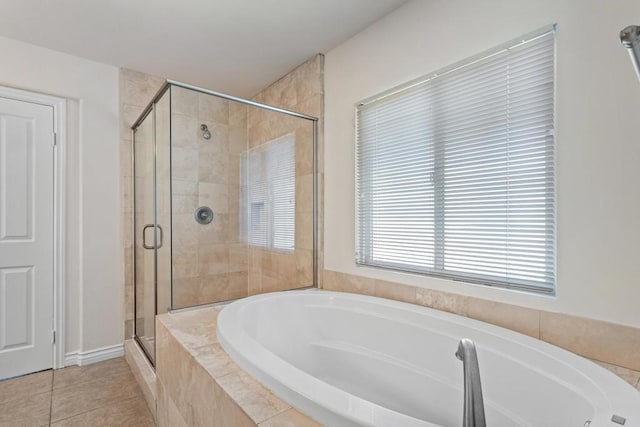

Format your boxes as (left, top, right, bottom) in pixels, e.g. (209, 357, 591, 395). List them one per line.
(133, 108, 157, 362)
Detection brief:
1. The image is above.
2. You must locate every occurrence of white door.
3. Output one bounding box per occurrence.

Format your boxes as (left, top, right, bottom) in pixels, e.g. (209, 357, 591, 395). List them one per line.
(0, 96, 54, 379)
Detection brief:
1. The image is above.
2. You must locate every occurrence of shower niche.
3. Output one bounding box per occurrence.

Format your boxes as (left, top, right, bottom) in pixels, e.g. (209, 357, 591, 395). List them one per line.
(132, 82, 317, 364)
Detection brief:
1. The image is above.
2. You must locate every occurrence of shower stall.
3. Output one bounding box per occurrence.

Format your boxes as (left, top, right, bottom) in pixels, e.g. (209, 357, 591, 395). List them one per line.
(131, 81, 318, 364)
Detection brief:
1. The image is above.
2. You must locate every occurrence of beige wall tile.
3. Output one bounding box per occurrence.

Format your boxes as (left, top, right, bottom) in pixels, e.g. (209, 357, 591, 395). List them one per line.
(172, 277, 201, 309)
(295, 127, 314, 176)
(124, 340, 157, 418)
(415, 288, 469, 316)
(229, 127, 247, 155)
(157, 379, 187, 427)
(171, 113, 199, 149)
(199, 182, 228, 213)
(295, 211, 314, 250)
(593, 360, 640, 386)
(172, 214, 199, 246)
(199, 245, 230, 276)
(296, 249, 314, 286)
(199, 273, 230, 304)
(228, 244, 248, 273)
(173, 244, 199, 278)
(540, 311, 640, 371)
(467, 297, 540, 338)
(228, 272, 249, 300)
(171, 86, 198, 116)
(295, 174, 314, 213)
(172, 147, 199, 181)
(259, 408, 321, 427)
(199, 93, 229, 124)
(198, 213, 229, 244)
(172, 194, 198, 214)
(216, 370, 290, 424)
(172, 179, 198, 196)
(121, 69, 165, 108)
(229, 102, 247, 128)
(375, 279, 416, 304)
(324, 270, 375, 295)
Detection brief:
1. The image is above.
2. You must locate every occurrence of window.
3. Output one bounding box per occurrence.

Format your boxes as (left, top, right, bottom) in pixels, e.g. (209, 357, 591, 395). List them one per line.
(356, 26, 556, 293)
(241, 133, 296, 251)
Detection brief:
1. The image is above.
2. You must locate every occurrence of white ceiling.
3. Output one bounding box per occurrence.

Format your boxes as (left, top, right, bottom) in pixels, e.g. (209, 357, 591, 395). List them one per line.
(0, 0, 407, 97)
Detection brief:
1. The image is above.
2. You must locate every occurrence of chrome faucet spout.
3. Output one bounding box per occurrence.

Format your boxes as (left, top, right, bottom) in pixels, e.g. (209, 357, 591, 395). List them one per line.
(620, 25, 640, 82)
(456, 338, 486, 427)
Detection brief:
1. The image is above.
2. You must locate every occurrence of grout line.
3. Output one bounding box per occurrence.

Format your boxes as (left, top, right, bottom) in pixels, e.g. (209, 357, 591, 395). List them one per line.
(256, 406, 293, 425)
(49, 392, 144, 425)
(49, 369, 54, 427)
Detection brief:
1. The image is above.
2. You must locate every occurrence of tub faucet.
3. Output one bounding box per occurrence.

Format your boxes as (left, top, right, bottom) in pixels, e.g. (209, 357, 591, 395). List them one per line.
(455, 338, 486, 427)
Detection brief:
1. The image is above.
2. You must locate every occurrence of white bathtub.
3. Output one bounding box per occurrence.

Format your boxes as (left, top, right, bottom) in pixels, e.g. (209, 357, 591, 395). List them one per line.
(217, 290, 640, 427)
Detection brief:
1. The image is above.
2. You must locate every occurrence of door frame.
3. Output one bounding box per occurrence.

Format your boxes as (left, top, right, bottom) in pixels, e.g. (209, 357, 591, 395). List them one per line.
(0, 85, 66, 370)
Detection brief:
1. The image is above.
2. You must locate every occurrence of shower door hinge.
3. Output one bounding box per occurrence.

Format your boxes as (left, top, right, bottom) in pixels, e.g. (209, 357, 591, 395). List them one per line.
(52, 330, 56, 344)
(52, 132, 57, 147)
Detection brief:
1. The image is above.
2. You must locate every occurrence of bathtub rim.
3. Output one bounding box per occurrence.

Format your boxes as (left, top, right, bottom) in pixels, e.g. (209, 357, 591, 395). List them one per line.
(217, 289, 640, 426)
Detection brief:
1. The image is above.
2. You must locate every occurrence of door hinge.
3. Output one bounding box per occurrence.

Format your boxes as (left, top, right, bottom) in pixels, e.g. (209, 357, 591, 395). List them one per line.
(53, 132, 57, 146)
(52, 330, 56, 344)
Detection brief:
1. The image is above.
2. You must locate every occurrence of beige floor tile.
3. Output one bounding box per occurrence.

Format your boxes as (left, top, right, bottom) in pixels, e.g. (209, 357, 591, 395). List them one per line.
(0, 370, 52, 404)
(51, 365, 142, 422)
(53, 357, 131, 390)
(51, 395, 154, 427)
(0, 391, 51, 427)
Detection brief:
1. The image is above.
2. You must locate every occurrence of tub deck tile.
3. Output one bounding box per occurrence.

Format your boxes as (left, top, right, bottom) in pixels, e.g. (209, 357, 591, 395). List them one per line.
(157, 307, 321, 426)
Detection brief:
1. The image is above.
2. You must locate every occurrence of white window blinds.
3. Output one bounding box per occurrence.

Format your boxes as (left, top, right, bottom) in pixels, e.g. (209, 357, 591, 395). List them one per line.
(241, 134, 296, 251)
(356, 26, 556, 293)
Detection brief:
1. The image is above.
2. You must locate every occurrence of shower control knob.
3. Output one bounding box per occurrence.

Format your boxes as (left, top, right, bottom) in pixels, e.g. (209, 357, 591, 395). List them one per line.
(195, 206, 214, 224)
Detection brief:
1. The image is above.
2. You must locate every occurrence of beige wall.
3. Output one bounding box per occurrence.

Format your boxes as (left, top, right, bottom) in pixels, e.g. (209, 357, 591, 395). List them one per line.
(324, 0, 640, 328)
(0, 35, 121, 356)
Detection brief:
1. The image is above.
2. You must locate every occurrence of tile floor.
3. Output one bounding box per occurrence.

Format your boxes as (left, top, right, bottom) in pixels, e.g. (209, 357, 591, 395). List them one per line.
(0, 358, 154, 427)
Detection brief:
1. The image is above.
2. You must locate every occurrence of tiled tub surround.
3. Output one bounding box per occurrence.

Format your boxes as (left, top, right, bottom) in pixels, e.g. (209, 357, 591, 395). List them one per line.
(323, 270, 640, 374)
(217, 291, 640, 426)
(156, 308, 320, 426)
(152, 295, 639, 427)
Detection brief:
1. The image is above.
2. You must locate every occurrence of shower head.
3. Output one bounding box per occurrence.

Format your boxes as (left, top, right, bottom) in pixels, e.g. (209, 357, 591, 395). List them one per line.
(620, 25, 640, 82)
(201, 123, 211, 140)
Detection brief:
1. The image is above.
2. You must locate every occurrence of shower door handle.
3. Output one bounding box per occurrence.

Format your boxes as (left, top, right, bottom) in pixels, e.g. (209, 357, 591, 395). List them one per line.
(156, 225, 163, 249)
(142, 224, 164, 250)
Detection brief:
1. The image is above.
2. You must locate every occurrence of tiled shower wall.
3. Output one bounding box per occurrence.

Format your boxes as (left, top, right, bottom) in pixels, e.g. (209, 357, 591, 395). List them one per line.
(120, 54, 325, 336)
(170, 87, 249, 308)
(248, 54, 324, 294)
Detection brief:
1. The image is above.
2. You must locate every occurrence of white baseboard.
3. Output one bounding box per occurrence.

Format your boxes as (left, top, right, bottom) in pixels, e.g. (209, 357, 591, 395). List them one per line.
(64, 343, 124, 367)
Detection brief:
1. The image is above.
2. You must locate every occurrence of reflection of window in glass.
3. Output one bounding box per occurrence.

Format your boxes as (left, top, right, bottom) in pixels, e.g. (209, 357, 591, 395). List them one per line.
(241, 134, 295, 252)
